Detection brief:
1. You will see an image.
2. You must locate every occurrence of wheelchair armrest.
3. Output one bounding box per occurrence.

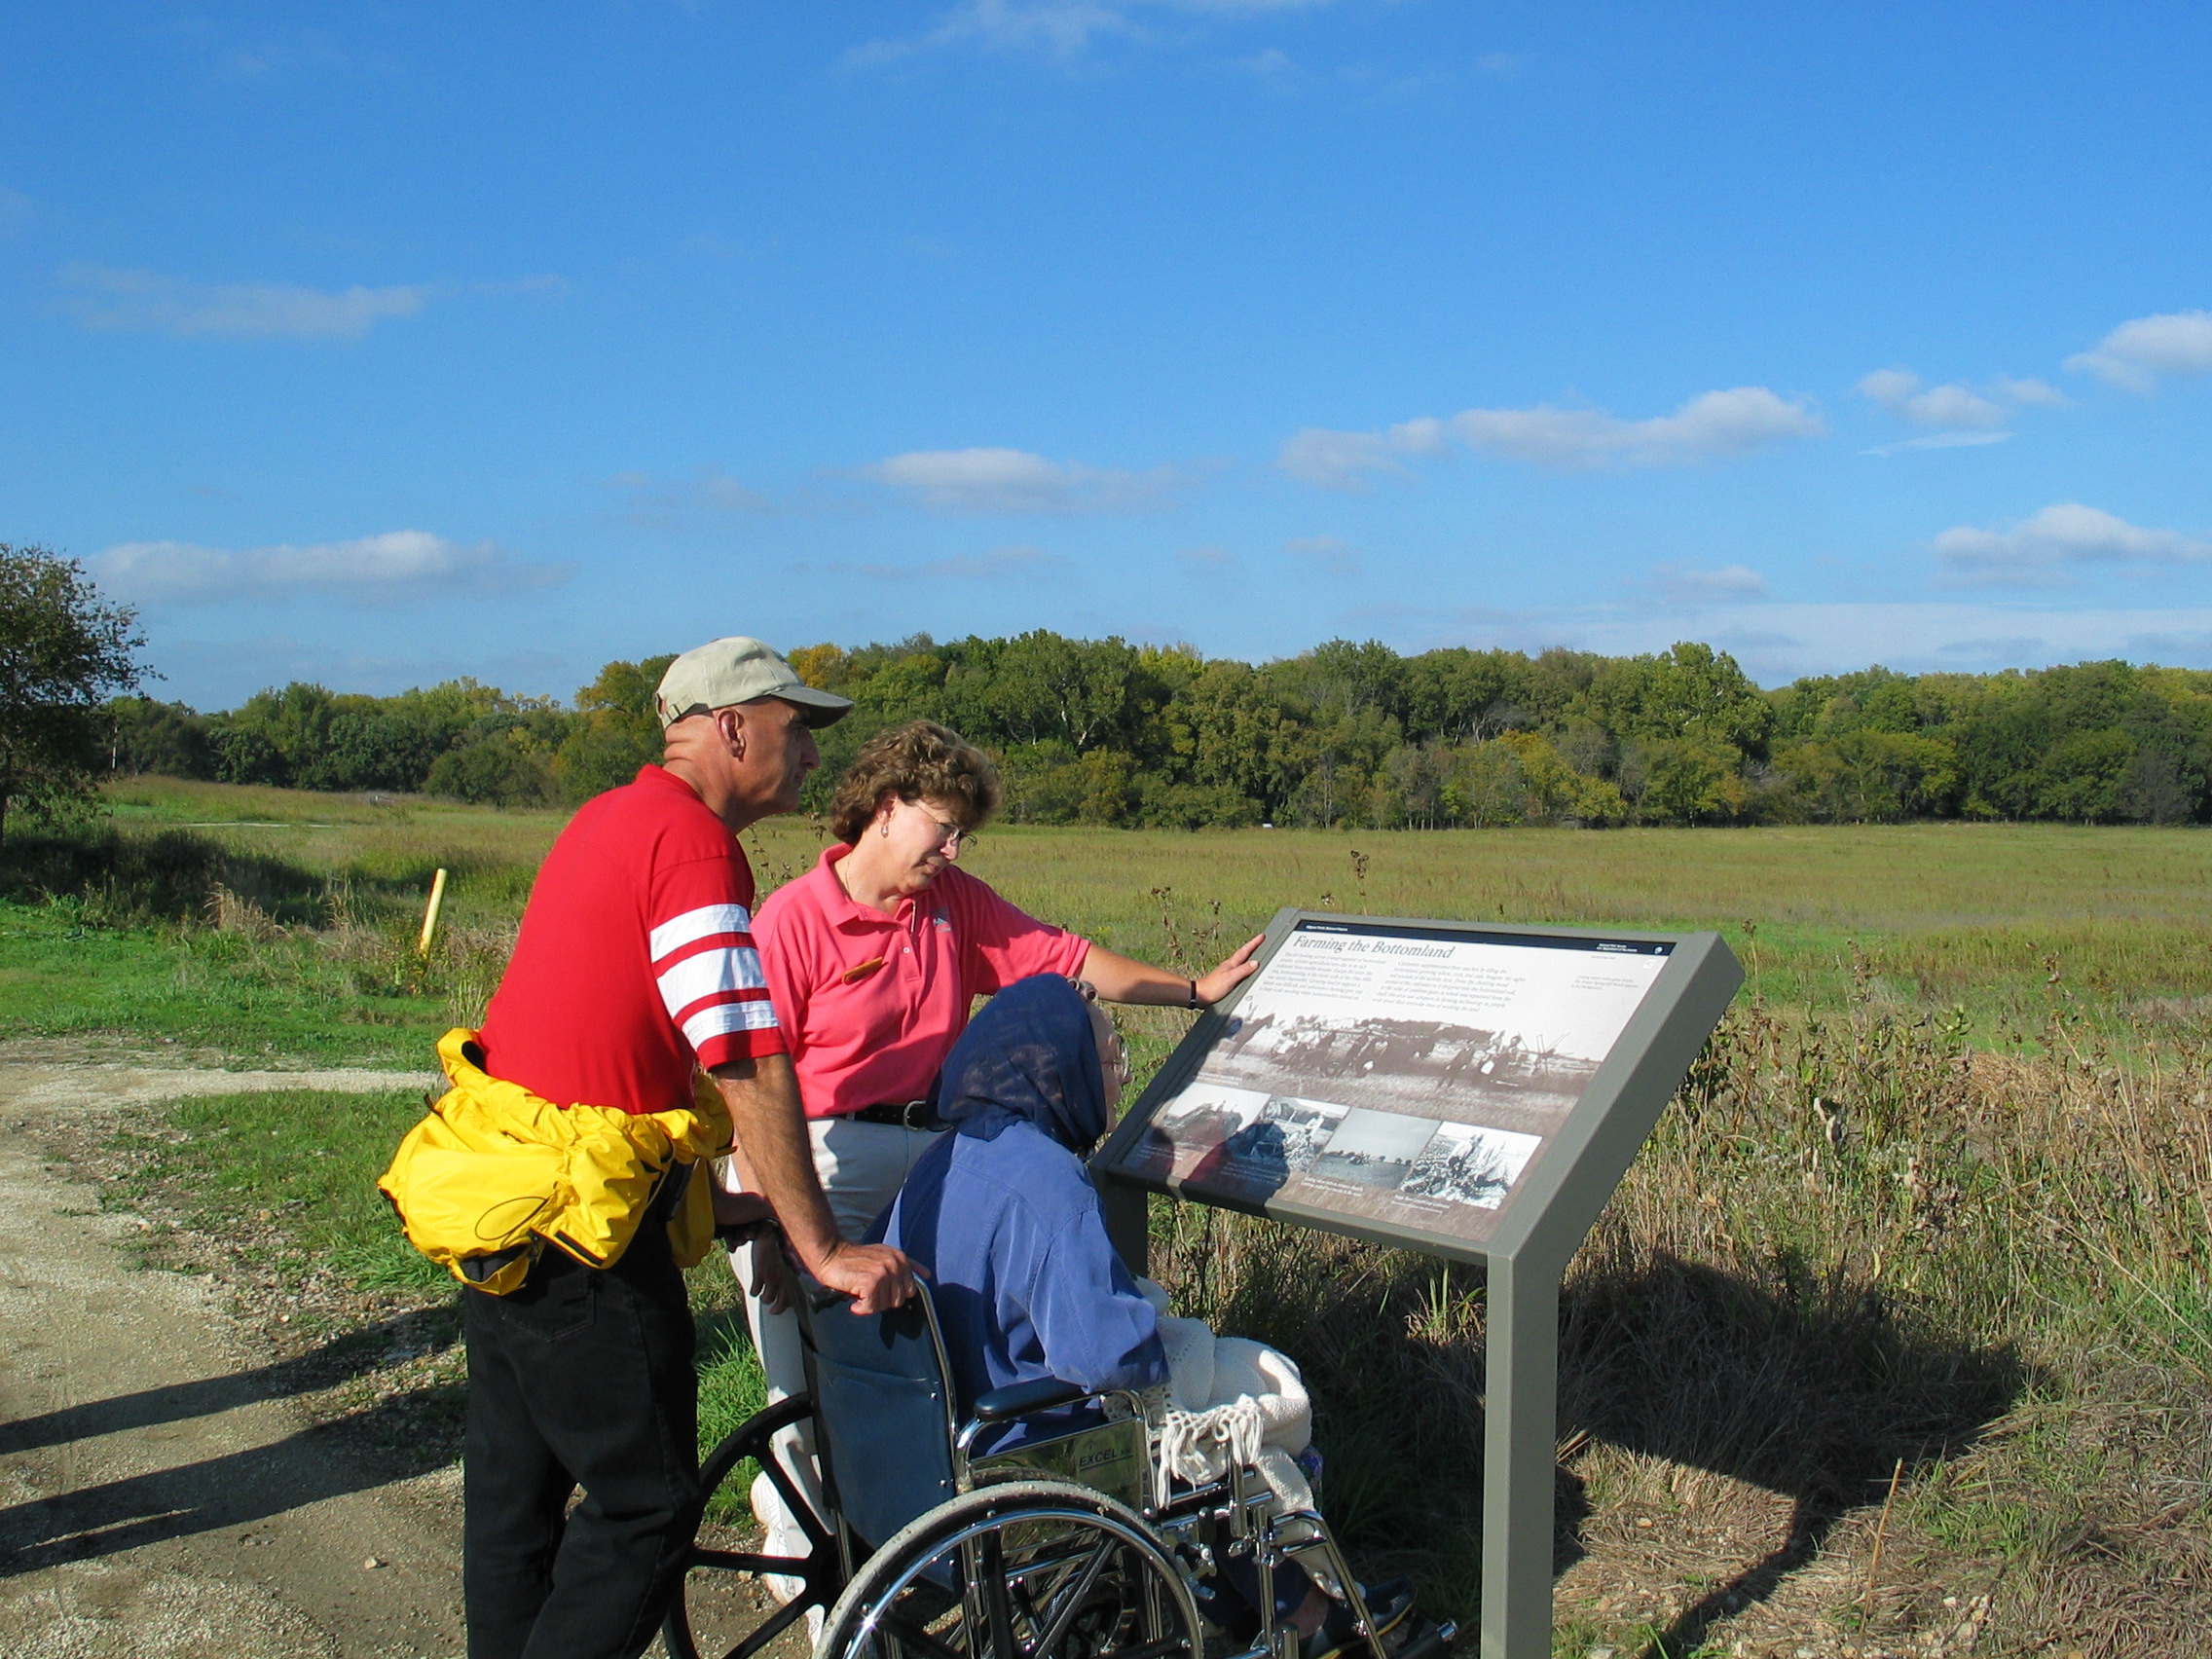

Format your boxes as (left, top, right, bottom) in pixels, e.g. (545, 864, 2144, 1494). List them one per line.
(970, 1377, 1092, 1422)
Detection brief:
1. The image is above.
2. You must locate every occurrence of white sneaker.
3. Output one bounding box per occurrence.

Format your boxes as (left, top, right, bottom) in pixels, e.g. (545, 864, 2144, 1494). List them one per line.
(751, 1470, 810, 1605)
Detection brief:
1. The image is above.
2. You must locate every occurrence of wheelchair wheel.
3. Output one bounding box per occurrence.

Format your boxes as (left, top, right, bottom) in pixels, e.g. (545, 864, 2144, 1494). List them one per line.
(816, 1477, 1202, 1659)
(665, 1394, 844, 1659)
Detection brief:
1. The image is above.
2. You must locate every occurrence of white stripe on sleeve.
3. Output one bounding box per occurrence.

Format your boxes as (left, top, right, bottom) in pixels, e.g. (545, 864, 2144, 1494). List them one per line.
(657, 946, 769, 1018)
(682, 1000, 781, 1049)
(649, 903, 754, 962)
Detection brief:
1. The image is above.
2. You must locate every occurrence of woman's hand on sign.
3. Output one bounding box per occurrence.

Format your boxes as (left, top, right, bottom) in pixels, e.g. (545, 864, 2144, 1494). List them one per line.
(1076, 935, 1269, 1010)
(1196, 935, 1267, 1006)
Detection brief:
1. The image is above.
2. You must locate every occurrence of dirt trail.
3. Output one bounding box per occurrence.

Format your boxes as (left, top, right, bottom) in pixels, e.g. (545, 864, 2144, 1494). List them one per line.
(0, 1048, 462, 1659)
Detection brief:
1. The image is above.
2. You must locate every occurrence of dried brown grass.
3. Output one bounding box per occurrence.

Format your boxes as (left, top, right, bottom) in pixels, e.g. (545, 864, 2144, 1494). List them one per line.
(1148, 976, 2212, 1656)
(203, 882, 286, 942)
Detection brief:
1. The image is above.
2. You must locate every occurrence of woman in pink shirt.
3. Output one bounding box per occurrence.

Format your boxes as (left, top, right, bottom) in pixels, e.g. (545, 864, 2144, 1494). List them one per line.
(726, 719, 1260, 1590)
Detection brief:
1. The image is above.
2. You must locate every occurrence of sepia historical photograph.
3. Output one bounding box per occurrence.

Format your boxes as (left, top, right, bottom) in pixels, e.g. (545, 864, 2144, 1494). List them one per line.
(1399, 1122, 1542, 1210)
(1306, 1106, 1441, 1191)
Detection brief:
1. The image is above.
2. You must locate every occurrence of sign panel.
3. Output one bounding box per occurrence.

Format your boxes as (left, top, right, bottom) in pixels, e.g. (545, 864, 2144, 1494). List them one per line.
(1094, 908, 1742, 1659)
(1098, 915, 1676, 1253)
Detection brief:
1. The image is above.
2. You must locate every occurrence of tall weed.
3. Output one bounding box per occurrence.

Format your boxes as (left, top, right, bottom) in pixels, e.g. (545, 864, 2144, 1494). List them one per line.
(1146, 971, 2212, 1651)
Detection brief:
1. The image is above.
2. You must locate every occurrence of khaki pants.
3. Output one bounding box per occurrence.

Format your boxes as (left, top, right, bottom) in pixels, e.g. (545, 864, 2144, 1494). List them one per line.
(719, 1117, 941, 1585)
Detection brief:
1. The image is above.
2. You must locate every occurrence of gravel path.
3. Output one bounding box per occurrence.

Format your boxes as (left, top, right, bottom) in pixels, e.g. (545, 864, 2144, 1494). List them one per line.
(0, 1049, 462, 1659)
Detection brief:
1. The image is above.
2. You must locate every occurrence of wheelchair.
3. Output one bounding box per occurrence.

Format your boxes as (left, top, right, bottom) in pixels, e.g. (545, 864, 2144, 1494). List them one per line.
(665, 1281, 1456, 1659)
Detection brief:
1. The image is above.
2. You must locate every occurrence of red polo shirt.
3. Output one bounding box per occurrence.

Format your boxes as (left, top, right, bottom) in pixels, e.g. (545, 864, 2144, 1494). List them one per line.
(753, 846, 1090, 1120)
(478, 765, 785, 1115)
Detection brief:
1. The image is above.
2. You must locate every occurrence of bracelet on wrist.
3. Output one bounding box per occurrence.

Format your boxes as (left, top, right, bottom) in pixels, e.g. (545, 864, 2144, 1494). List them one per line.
(1187, 978, 1201, 1010)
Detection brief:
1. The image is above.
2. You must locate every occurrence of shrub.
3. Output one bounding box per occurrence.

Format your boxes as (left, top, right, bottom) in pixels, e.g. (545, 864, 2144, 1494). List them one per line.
(424, 732, 561, 808)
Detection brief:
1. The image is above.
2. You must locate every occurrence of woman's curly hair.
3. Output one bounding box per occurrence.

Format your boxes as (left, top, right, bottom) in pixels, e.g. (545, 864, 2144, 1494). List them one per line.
(829, 720, 1003, 845)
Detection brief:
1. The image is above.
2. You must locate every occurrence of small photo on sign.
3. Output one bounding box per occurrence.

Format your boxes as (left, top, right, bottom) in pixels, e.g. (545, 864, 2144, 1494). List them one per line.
(1194, 1094, 1346, 1199)
(1122, 1083, 1270, 1183)
(1401, 1121, 1541, 1210)
(1308, 1107, 1440, 1192)
(1245, 1095, 1344, 1174)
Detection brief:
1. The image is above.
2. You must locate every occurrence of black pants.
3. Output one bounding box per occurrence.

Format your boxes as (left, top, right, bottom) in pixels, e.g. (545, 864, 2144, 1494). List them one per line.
(461, 1222, 699, 1659)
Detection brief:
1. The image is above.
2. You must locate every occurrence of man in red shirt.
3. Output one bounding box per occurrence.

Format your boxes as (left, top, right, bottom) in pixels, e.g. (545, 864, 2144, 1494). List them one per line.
(462, 637, 913, 1659)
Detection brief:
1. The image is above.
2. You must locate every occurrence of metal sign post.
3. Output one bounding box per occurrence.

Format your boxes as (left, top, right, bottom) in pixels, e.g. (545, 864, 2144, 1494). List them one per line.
(1093, 907, 1743, 1659)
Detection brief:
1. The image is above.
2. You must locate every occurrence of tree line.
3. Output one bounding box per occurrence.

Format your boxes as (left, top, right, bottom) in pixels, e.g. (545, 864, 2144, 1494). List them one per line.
(110, 632, 2212, 829)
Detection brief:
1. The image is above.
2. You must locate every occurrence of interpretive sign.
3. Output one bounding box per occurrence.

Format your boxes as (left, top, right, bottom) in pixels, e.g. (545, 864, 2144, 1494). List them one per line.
(1098, 913, 1686, 1262)
(1092, 907, 1742, 1659)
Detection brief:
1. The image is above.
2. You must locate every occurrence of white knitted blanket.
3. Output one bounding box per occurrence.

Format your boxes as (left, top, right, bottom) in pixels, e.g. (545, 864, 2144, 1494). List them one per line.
(1135, 1280, 1328, 1570)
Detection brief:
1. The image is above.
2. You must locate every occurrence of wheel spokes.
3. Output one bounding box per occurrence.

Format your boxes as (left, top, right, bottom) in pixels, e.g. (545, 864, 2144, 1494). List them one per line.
(760, 1439, 835, 1551)
(1029, 1534, 1120, 1659)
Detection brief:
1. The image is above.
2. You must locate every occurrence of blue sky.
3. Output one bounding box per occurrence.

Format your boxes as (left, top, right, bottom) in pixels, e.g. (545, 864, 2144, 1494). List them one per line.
(4, 2, 2210, 708)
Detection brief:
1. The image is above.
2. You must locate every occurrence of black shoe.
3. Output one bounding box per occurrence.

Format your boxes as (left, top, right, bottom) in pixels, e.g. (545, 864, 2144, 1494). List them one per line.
(1302, 1578, 1416, 1659)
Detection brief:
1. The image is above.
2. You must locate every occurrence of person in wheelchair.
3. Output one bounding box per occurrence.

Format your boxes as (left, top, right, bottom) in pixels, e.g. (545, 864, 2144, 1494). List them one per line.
(872, 973, 1420, 1659)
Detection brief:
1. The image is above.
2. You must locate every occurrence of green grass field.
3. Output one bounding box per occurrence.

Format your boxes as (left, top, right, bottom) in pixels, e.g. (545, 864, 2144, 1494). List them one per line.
(9, 777, 2208, 1065)
(8, 777, 2209, 1656)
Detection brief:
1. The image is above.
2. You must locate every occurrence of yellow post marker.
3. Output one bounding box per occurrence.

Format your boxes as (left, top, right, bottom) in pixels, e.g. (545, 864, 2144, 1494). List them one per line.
(418, 867, 449, 958)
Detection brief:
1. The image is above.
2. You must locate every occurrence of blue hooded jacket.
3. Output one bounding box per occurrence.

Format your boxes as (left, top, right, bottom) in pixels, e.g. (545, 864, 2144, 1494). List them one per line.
(875, 975, 1167, 1431)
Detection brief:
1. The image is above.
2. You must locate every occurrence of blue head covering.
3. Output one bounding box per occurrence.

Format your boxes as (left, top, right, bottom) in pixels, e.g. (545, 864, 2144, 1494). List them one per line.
(937, 975, 1109, 1156)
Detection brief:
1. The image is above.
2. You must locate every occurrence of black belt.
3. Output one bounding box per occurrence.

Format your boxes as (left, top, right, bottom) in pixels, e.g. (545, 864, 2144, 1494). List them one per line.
(848, 1100, 947, 1130)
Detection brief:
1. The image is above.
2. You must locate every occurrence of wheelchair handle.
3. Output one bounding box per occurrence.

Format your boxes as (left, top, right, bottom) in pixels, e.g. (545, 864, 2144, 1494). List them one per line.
(713, 1216, 781, 1246)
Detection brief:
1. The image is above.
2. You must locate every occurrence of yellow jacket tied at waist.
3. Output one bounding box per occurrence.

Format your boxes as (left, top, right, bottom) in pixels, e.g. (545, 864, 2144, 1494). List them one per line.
(378, 1028, 732, 1294)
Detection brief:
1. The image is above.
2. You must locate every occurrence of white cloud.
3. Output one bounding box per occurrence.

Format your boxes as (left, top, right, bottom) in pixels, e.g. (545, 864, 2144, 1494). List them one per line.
(1862, 430, 2013, 456)
(61, 266, 434, 341)
(1906, 385, 2006, 429)
(1365, 600, 2212, 684)
(1275, 428, 1407, 490)
(1856, 368, 1919, 410)
(2066, 310, 2212, 391)
(1450, 387, 1825, 470)
(675, 467, 768, 510)
(1992, 375, 2066, 408)
(610, 465, 773, 522)
(1385, 416, 1450, 457)
(1648, 563, 1769, 604)
(1282, 388, 1824, 491)
(92, 531, 571, 604)
(851, 0, 1337, 66)
(1855, 366, 2069, 431)
(1282, 416, 1451, 486)
(1931, 502, 2212, 587)
(866, 447, 1184, 513)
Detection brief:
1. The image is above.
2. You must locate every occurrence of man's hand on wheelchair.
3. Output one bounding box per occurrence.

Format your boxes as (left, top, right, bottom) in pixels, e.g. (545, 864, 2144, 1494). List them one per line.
(711, 1188, 800, 1314)
(711, 1185, 777, 1242)
(814, 1238, 922, 1314)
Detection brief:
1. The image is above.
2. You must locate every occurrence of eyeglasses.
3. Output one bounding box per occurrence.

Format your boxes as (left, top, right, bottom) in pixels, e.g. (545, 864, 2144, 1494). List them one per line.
(905, 800, 972, 850)
(1101, 1026, 1131, 1091)
(1070, 979, 1131, 1089)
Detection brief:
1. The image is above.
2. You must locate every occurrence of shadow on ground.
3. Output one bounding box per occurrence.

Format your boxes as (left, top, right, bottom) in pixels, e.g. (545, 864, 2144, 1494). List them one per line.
(0, 1309, 454, 1460)
(1214, 1236, 2029, 1637)
(1557, 1252, 2030, 1653)
(0, 1311, 464, 1577)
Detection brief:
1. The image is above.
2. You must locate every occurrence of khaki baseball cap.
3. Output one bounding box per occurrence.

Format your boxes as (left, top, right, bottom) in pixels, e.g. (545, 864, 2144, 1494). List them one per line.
(654, 637, 854, 730)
